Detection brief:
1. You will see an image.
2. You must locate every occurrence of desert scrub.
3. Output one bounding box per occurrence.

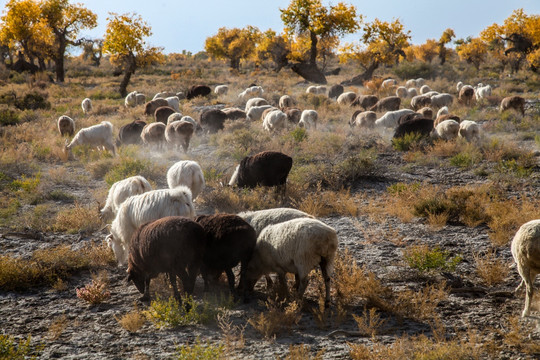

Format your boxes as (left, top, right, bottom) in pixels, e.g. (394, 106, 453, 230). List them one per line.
(283, 344, 325, 360)
(403, 244, 462, 272)
(0, 335, 43, 359)
(174, 338, 225, 360)
(0, 104, 20, 126)
(248, 297, 302, 339)
(76, 278, 111, 305)
(473, 250, 510, 286)
(116, 303, 146, 333)
(199, 185, 283, 213)
(292, 186, 359, 217)
(53, 202, 101, 234)
(0, 243, 114, 290)
(392, 132, 427, 151)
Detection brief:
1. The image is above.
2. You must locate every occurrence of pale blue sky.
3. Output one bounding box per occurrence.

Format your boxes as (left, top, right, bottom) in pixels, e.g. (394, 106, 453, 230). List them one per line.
(2, 0, 540, 54)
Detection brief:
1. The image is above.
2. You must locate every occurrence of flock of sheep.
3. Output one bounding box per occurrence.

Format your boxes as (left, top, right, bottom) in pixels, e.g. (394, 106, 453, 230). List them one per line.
(54, 78, 538, 317)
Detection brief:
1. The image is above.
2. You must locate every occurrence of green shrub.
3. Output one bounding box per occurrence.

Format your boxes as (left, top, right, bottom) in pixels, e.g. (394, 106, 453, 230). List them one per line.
(394, 61, 435, 80)
(104, 158, 150, 186)
(404, 245, 462, 272)
(449, 152, 477, 168)
(392, 132, 426, 151)
(0, 335, 43, 359)
(287, 127, 308, 143)
(15, 92, 51, 110)
(0, 105, 20, 126)
(174, 338, 225, 360)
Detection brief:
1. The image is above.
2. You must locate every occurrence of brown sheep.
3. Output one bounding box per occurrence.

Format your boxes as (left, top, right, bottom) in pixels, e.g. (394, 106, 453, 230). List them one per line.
(144, 98, 168, 116)
(285, 108, 302, 124)
(500, 96, 525, 115)
(141, 122, 166, 150)
(116, 120, 147, 147)
(57, 115, 75, 137)
(165, 120, 194, 153)
(458, 86, 475, 106)
(154, 106, 176, 124)
(351, 94, 379, 110)
(434, 114, 461, 127)
(369, 96, 401, 112)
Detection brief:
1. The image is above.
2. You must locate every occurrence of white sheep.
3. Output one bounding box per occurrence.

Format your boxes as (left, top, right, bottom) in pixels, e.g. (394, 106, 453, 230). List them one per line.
(238, 208, 314, 236)
(337, 92, 357, 105)
(81, 98, 92, 115)
(214, 85, 229, 95)
(166, 160, 205, 199)
(350, 110, 377, 128)
(64, 121, 115, 157)
(153, 91, 176, 100)
(99, 175, 152, 223)
(238, 86, 264, 100)
(279, 95, 295, 109)
(434, 119, 460, 141)
(247, 105, 274, 121)
(430, 93, 454, 108)
(374, 109, 415, 128)
(263, 109, 287, 132)
(57, 115, 75, 137)
(125, 91, 138, 107)
(437, 106, 449, 118)
(106, 186, 196, 265)
(456, 81, 464, 92)
(298, 109, 318, 130)
(165, 96, 180, 112)
(424, 91, 440, 98)
(245, 97, 269, 112)
(415, 78, 426, 87)
(420, 85, 432, 94)
(180, 116, 197, 127)
(167, 112, 184, 125)
(242, 218, 338, 307)
(135, 93, 146, 105)
(382, 79, 397, 88)
(395, 86, 408, 98)
(407, 88, 418, 98)
(458, 120, 480, 142)
(511, 219, 540, 317)
(475, 84, 492, 100)
(405, 79, 417, 88)
(306, 85, 327, 95)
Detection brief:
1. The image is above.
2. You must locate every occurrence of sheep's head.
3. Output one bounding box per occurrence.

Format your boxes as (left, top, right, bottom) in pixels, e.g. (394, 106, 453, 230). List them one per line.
(126, 268, 145, 294)
(228, 165, 240, 187)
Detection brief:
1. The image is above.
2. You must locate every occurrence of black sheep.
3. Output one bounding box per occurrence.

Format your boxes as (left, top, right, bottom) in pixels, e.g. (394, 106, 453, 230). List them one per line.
(328, 84, 344, 99)
(393, 117, 434, 139)
(200, 109, 227, 133)
(397, 112, 423, 125)
(154, 106, 176, 124)
(351, 94, 379, 110)
(117, 120, 147, 147)
(229, 151, 293, 194)
(195, 214, 257, 302)
(186, 85, 211, 100)
(126, 216, 207, 305)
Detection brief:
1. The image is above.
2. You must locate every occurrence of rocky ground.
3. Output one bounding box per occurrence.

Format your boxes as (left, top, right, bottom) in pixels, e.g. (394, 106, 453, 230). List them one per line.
(1, 142, 540, 360)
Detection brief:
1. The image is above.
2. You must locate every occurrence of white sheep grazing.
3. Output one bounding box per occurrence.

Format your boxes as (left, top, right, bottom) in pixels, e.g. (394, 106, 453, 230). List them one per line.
(430, 93, 454, 108)
(242, 218, 338, 307)
(475, 84, 492, 100)
(106, 186, 196, 265)
(247, 105, 274, 121)
(337, 92, 357, 105)
(153, 91, 176, 100)
(238, 208, 314, 236)
(434, 119, 460, 141)
(263, 109, 287, 132)
(180, 116, 197, 127)
(166, 160, 205, 200)
(511, 219, 540, 317)
(245, 97, 269, 112)
(407, 88, 418, 98)
(437, 106, 449, 118)
(81, 98, 92, 115)
(415, 78, 426, 87)
(125, 91, 138, 107)
(420, 85, 432, 94)
(165, 96, 180, 112)
(57, 115, 75, 137)
(64, 121, 115, 157)
(100, 175, 152, 223)
(405, 79, 417, 88)
(279, 95, 295, 109)
(350, 111, 377, 128)
(306, 85, 326, 95)
(135, 93, 146, 105)
(458, 120, 480, 142)
(382, 78, 397, 88)
(167, 112, 183, 125)
(214, 85, 229, 95)
(238, 86, 264, 100)
(374, 109, 415, 128)
(395, 86, 408, 98)
(456, 81, 464, 92)
(298, 109, 318, 130)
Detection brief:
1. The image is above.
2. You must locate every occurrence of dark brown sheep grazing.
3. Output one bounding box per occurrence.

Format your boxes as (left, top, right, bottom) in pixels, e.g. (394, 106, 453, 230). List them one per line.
(393, 118, 434, 139)
(222, 108, 247, 121)
(434, 114, 461, 127)
(285, 108, 302, 124)
(195, 214, 257, 302)
(229, 151, 293, 193)
(351, 94, 379, 110)
(144, 98, 168, 116)
(200, 109, 227, 133)
(369, 96, 401, 112)
(397, 112, 423, 125)
(500, 96, 525, 115)
(117, 120, 146, 147)
(458, 86, 475, 106)
(126, 216, 207, 304)
(186, 85, 211, 100)
(154, 106, 176, 124)
(328, 84, 344, 99)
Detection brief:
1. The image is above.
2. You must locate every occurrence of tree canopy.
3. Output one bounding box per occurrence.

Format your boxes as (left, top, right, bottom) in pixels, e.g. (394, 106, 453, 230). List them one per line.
(204, 26, 261, 70)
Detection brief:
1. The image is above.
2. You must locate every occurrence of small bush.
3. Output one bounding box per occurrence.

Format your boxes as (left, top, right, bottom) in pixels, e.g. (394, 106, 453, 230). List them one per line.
(76, 277, 111, 305)
(284, 344, 325, 360)
(145, 295, 226, 328)
(174, 338, 225, 360)
(473, 250, 510, 286)
(104, 158, 151, 186)
(248, 297, 302, 338)
(403, 245, 462, 272)
(115, 303, 146, 332)
(53, 202, 101, 234)
(15, 92, 51, 110)
(392, 132, 426, 152)
(0, 335, 43, 359)
(0, 105, 20, 126)
(394, 61, 435, 80)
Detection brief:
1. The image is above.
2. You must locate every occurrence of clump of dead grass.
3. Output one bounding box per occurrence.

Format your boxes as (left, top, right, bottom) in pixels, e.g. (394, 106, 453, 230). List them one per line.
(116, 303, 146, 333)
(53, 202, 101, 234)
(473, 250, 510, 286)
(248, 297, 302, 339)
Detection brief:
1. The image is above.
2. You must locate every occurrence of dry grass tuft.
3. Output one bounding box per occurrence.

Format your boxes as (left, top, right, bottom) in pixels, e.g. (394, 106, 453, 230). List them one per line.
(282, 344, 325, 360)
(473, 250, 510, 286)
(248, 297, 302, 339)
(53, 202, 102, 234)
(48, 315, 68, 340)
(116, 303, 146, 333)
(353, 307, 387, 338)
(217, 311, 245, 353)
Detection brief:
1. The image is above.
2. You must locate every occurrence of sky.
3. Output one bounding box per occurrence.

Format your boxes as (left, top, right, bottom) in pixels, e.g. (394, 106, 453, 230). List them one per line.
(1, 0, 540, 54)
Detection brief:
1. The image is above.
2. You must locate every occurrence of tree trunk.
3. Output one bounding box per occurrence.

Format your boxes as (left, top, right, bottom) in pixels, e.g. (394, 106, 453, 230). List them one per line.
(230, 57, 240, 70)
(291, 62, 327, 84)
(309, 30, 318, 66)
(119, 54, 137, 97)
(54, 36, 67, 82)
(340, 62, 379, 86)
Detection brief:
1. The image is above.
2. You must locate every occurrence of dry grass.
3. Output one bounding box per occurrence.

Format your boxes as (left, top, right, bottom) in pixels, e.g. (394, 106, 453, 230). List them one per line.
(473, 250, 510, 286)
(282, 344, 325, 360)
(48, 315, 68, 340)
(394, 282, 449, 322)
(217, 311, 245, 353)
(248, 297, 302, 339)
(353, 307, 387, 337)
(53, 202, 102, 234)
(116, 303, 146, 333)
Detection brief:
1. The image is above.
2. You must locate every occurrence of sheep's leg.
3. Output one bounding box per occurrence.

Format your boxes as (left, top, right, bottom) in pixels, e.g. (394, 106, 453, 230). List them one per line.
(277, 272, 290, 300)
(296, 275, 309, 302)
(520, 268, 533, 317)
(141, 277, 151, 302)
(168, 271, 181, 303)
(320, 258, 332, 308)
(201, 266, 210, 292)
(238, 261, 250, 303)
(225, 268, 236, 296)
(184, 261, 201, 294)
